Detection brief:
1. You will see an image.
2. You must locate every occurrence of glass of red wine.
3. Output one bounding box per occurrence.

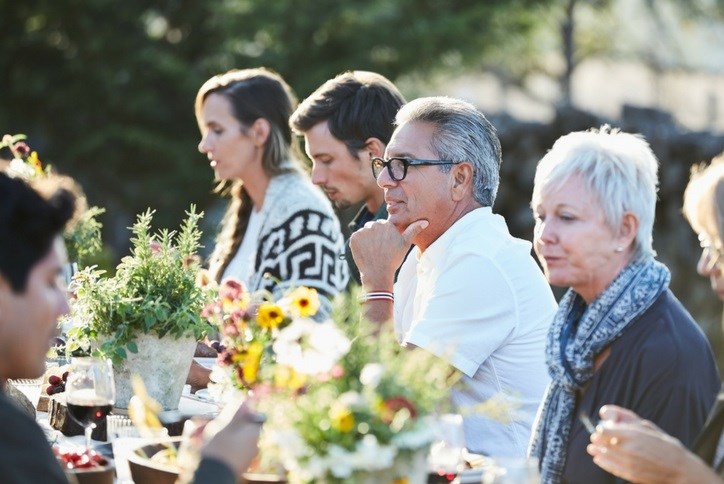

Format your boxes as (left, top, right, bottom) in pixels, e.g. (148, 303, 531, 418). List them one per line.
(428, 413, 466, 482)
(65, 357, 115, 451)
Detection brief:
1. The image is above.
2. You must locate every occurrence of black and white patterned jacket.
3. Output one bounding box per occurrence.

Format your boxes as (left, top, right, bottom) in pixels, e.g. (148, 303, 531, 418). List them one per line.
(230, 171, 348, 316)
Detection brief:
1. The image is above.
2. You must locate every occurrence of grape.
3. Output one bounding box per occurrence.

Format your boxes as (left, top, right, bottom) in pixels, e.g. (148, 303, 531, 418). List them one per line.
(46, 385, 56, 394)
(48, 375, 62, 385)
(62, 371, 69, 382)
(51, 337, 66, 348)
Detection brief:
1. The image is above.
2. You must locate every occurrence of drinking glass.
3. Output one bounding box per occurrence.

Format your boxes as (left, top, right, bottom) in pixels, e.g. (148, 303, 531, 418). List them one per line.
(9, 378, 43, 408)
(428, 413, 466, 482)
(65, 357, 115, 451)
(482, 457, 540, 483)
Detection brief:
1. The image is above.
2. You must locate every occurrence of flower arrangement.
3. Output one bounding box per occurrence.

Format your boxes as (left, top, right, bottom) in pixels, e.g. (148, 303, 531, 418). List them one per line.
(203, 283, 454, 484)
(0, 133, 105, 267)
(203, 277, 350, 396)
(1, 133, 47, 178)
(67, 207, 210, 364)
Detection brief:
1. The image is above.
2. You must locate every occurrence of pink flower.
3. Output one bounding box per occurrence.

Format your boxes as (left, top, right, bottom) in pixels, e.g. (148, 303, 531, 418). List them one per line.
(223, 323, 240, 337)
(149, 241, 163, 254)
(13, 142, 30, 156)
(219, 277, 246, 301)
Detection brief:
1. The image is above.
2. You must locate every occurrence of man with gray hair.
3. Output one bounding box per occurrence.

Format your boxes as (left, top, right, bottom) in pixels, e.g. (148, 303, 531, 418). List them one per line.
(350, 96, 557, 456)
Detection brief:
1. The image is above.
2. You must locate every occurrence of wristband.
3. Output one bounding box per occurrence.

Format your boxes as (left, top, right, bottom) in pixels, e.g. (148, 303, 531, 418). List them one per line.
(358, 291, 394, 303)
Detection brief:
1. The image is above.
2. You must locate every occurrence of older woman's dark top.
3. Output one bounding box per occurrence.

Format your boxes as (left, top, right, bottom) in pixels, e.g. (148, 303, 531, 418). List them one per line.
(563, 290, 720, 484)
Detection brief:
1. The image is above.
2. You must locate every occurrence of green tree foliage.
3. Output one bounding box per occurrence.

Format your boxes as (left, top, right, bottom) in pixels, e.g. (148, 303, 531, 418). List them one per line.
(205, 0, 545, 96)
(1, 0, 227, 251)
(1, 0, 540, 255)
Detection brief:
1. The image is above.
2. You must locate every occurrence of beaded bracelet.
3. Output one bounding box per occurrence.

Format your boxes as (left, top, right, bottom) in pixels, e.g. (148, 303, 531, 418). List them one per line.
(358, 291, 394, 303)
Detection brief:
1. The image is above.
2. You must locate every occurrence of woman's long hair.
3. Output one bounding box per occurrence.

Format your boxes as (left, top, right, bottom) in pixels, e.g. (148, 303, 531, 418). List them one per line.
(195, 68, 303, 280)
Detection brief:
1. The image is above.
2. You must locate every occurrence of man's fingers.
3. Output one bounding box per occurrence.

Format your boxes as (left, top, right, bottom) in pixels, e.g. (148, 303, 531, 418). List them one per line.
(401, 219, 429, 244)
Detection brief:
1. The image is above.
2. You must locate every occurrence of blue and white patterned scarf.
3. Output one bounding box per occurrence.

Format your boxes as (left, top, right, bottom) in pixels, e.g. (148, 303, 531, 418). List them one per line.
(528, 256, 670, 483)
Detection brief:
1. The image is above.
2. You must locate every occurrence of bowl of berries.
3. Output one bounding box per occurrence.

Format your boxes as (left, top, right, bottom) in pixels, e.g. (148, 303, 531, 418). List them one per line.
(54, 448, 114, 484)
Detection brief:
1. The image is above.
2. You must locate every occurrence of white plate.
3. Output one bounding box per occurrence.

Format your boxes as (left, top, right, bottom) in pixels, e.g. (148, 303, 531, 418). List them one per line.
(193, 357, 217, 369)
(193, 389, 215, 402)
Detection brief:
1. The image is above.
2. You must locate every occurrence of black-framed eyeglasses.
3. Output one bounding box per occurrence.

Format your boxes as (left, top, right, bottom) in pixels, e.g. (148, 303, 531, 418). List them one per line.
(371, 156, 458, 182)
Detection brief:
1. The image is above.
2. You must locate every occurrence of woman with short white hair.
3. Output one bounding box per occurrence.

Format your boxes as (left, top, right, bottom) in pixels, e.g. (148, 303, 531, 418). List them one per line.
(528, 126, 720, 483)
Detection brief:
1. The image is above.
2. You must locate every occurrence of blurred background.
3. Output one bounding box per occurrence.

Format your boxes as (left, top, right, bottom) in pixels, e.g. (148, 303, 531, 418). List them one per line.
(1, 0, 723, 369)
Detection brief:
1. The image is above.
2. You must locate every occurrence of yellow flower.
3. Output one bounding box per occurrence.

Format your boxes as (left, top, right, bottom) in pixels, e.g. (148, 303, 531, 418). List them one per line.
(28, 151, 43, 176)
(257, 303, 285, 329)
(289, 286, 320, 317)
(273, 364, 307, 390)
(329, 404, 355, 433)
(232, 341, 263, 384)
(222, 294, 249, 314)
(128, 375, 163, 433)
(373, 395, 386, 415)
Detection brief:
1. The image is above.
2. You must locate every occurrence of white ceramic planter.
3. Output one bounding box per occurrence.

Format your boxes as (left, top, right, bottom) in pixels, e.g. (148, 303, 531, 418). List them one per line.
(112, 333, 197, 411)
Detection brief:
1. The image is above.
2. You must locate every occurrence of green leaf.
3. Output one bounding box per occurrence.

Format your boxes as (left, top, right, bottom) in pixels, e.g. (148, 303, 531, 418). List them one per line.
(127, 341, 139, 353)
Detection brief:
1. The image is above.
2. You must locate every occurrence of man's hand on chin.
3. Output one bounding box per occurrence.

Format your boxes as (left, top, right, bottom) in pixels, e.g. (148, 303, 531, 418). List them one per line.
(350, 219, 428, 289)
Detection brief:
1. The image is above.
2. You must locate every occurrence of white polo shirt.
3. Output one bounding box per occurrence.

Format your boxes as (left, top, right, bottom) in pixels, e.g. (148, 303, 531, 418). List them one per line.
(394, 207, 557, 456)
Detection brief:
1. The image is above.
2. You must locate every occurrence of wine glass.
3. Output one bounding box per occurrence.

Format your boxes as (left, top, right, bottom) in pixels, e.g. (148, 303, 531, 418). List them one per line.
(65, 357, 115, 451)
(482, 457, 541, 483)
(428, 413, 466, 482)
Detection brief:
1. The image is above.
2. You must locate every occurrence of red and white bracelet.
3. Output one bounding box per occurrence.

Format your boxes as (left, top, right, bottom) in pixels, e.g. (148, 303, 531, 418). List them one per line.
(358, 290, 394, 303)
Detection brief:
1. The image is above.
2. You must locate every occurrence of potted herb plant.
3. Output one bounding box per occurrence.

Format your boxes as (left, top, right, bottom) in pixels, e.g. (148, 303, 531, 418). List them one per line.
(68, 207, 210, 410)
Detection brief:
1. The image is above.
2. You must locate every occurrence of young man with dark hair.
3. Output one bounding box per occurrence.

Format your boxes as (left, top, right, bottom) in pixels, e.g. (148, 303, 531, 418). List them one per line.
(290, 71, 405, 284)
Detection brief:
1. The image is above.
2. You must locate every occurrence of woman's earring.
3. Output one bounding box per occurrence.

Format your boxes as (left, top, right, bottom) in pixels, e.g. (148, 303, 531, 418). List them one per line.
(615, 247, 624, 253)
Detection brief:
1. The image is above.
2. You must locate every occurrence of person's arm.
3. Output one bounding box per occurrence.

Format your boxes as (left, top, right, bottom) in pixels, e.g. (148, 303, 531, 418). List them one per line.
(192, 402, 264, 484)
(587, 405, 723, 484)
(349, 219, 427, 326)
(186, 360, 212, 393)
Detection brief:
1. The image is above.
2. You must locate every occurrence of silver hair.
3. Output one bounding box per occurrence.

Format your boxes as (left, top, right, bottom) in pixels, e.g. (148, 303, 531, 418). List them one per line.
(683, 153, 724, 248)
(394, 96, 502, 207)
(531, 125, 659, 259)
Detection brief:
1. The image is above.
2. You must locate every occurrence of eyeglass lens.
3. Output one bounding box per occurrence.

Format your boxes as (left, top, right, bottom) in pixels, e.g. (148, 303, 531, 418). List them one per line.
(372, 158, 408, 181)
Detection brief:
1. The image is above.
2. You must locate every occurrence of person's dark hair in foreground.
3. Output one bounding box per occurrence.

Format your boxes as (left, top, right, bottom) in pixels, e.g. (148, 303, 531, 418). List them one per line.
(0, 172, 261, 484)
